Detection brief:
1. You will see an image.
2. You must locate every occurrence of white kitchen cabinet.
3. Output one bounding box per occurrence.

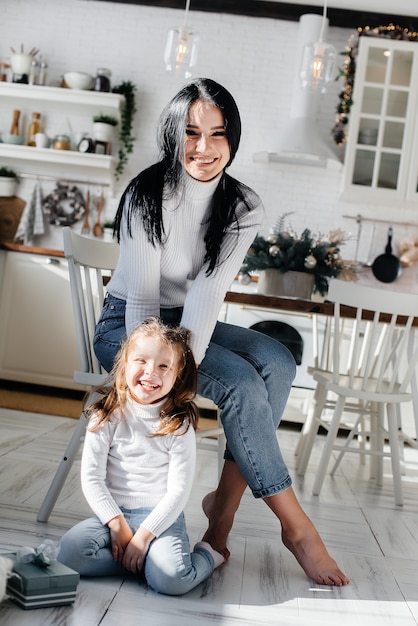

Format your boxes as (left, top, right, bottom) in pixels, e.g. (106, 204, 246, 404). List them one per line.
(341, 37, 418, 206)
(0, 249, 82, 390)
(0, 82, 124, 185)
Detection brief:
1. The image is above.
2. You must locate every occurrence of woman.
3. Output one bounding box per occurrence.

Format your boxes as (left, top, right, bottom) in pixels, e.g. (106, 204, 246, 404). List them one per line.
(59, 318, 225, 596)
(93, 78, 349, 586)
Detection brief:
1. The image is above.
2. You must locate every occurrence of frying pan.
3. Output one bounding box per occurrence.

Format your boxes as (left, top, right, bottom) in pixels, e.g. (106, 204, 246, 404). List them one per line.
(372, 227, 401, 283)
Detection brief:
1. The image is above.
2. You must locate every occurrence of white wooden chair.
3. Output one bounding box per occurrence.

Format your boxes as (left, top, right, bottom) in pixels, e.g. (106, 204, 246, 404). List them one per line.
(295, 278, 418, 507)
(37, 226, 224, 522)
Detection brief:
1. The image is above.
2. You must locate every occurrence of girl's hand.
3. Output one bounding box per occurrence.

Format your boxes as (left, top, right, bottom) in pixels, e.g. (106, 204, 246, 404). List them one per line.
(107, 515, 133, 565)
(122, 526, 156, 573)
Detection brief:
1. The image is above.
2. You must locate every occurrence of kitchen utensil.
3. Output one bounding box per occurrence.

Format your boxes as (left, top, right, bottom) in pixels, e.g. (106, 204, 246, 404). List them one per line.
(81, 190, 90, 234)
(371, 227, 401, 283)
(10, 53, 32, 76)
(9, 109, 21, 135)
(92, 191, 104, 237)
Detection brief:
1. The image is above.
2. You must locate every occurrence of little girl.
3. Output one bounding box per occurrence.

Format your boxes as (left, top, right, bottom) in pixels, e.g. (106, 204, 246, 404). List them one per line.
(58, 317, 224, 596)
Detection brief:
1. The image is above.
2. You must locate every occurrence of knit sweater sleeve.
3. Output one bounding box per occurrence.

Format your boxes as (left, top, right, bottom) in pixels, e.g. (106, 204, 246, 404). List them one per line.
(182, 198, 263, 363)
(115, 201, 163, 335)
(81, 420, 123, 525)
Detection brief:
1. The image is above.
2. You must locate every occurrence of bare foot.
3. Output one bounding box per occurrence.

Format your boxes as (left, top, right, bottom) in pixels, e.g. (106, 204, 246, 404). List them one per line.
(201, 491, 232, 561)
(281, 517, 349, 586)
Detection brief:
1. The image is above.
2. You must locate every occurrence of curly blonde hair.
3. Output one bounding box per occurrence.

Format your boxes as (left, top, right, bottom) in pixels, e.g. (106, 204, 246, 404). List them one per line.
(86, 317, 199, 435)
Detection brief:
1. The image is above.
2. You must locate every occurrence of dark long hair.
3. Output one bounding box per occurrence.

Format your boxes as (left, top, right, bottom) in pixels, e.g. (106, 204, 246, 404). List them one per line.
(114, 78, 259, 274)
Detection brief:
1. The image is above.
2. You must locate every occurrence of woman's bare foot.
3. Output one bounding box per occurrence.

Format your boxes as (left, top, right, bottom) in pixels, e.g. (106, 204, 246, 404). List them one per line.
(264, 487, 349, 586)
(281, 519, 349, 586)
(201, 491, 232, 560)
(201, 461, 248, 561)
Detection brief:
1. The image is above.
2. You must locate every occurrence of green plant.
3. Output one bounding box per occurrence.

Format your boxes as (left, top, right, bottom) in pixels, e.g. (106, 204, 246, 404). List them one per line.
(112, 80, 137, 180)
(92, 114, 118, 126)
(239, 215, 353, 296)
(0, 167, 18, 178)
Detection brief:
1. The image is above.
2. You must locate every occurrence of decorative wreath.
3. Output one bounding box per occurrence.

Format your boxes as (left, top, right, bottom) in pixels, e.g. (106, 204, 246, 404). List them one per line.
(332, 24, 418, 146)
(43, 182, 85, 226)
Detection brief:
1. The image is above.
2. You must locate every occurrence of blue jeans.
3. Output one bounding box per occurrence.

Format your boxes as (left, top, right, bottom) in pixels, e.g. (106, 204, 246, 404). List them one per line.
(93, 294, 296, 498)
(57, 509, 215, 596)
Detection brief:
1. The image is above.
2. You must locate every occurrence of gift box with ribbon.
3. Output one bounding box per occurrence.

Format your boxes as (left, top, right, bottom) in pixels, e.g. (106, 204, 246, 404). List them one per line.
(4, 541, 79, 610)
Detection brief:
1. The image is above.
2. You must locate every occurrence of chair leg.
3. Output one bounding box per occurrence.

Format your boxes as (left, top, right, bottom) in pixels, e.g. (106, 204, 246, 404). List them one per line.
(294, 385, 321, 459)
(312, 395, 346, 496)
(395, 404, 406, 476)
(330, 411, 365, 476)
(296, 383, 327, 477)
(37, 410, 88, 523)
(387, 403, 404, 507)
(374, 404, 385, 486)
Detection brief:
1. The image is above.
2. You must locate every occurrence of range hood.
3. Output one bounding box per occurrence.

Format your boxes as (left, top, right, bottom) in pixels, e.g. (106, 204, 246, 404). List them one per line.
(254, 14, 342, 169)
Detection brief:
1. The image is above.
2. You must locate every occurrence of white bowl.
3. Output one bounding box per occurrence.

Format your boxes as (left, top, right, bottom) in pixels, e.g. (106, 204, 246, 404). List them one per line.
(64, 72, 94, 90)
(1, 133, 25, 145)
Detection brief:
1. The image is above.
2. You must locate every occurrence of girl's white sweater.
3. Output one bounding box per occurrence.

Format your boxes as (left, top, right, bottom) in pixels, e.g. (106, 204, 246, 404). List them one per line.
(81, 398, 196, 537)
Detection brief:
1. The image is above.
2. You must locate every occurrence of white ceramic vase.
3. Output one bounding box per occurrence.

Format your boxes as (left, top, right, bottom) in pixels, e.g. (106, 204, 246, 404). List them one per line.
(257, 269, 314, 299)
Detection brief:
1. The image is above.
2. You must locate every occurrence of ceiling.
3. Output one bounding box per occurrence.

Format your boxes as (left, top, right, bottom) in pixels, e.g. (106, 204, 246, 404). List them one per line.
(97, 0, 418, 28)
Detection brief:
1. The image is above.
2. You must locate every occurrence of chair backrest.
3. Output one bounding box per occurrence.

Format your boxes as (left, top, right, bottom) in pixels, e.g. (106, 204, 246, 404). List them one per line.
(327, 279, 418, 395)
(63, 226, 120, 387)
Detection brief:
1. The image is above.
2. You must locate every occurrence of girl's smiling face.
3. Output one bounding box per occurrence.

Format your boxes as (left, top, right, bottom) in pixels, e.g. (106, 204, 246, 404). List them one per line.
(184, 100, 230, 182)
(126, 335, 179, 404)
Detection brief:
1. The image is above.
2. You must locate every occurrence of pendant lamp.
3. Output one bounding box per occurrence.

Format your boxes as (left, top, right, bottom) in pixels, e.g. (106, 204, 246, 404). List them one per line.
(164, 0, 199, 78)
(299, 1, 336, 93)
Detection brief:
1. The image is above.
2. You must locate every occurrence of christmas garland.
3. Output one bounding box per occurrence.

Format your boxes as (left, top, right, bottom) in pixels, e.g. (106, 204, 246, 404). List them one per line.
(332, 24, 418, 146)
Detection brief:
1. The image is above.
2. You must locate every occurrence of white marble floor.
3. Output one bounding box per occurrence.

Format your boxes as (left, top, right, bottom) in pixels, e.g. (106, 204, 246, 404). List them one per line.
(0, 406, 418, 626)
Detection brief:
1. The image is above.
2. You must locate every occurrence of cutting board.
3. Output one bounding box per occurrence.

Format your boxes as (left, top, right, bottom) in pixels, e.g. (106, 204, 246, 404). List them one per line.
(0, 196, 26, 242)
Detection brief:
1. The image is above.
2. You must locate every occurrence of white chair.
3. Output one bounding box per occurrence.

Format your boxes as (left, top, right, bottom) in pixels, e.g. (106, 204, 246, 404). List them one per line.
(296, 278, 418, 507)
(37, 227, 224, 522)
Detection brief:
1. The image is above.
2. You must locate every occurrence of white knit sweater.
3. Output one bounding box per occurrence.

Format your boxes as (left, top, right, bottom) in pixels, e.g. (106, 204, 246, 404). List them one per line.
(81, 398, 196, 537)
(106, 173, 263, 364)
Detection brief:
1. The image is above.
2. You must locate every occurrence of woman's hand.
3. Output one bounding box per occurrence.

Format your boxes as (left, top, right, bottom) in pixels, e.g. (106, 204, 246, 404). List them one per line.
(107, 515, 133, 565)
(121, 526, 156, 573)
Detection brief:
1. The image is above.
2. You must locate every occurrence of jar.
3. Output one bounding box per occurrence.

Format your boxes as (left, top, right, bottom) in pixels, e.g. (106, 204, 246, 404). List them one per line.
(38, 59, 48, 86)
(27, 112, 42, 147)
(29, 59, 39, 85)
(53, 134, 71, 150)
(94, 68, 111, 92)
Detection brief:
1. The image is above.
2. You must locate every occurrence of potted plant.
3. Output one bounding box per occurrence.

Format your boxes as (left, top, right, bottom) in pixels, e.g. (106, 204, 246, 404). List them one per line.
(92, 114, 118, 142)
(103, 219, 115, 241)
(239, 214, 354, 297)
(0, 167, 19, 197)
(111, 81, 137, 179)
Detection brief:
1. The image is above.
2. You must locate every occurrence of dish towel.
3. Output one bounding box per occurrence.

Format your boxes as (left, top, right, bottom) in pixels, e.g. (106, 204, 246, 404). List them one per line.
(14, 183, 45, 245)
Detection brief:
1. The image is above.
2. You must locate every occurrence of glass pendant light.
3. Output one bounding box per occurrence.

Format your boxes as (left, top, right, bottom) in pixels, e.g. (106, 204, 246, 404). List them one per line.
(299, 0, 336, 93)
(164, 0, 199, 78)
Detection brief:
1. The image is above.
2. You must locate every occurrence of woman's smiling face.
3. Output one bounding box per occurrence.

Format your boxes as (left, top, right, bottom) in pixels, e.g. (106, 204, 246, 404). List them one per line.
(184, 100, 230, 182)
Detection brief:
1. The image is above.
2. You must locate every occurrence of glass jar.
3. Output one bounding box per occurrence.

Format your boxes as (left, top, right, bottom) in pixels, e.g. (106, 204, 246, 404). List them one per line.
(53, 134, 71, 150)
(94, 68, 111, 92)
(27, 112, 42, 147)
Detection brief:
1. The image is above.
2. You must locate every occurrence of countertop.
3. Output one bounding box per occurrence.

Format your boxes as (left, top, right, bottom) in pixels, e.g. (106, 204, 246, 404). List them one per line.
(0, 241, 64, 257)
(2, 241, 418, 324)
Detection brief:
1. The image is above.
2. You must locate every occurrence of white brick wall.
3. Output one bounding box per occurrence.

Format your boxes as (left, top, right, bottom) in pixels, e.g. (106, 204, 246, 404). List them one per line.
(1, 0, 417, 258)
